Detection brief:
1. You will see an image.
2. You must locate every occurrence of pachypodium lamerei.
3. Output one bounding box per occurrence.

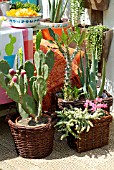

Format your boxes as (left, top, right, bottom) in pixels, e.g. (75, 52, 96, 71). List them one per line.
(0, 31, 54, 121)
(48, 27, 85, 101)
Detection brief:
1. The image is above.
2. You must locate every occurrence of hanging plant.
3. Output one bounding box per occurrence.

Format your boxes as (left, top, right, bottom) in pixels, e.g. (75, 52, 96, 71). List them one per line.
(86, 25, 109, 61)
(70, 0, 85, 28)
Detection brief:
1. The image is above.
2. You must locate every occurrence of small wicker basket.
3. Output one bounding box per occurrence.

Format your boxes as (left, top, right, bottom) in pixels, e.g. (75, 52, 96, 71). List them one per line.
(67, 113, 112, 153)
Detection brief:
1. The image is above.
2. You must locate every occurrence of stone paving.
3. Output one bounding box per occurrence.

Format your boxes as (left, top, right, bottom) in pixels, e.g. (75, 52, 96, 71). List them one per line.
(0, 113, 114, 170)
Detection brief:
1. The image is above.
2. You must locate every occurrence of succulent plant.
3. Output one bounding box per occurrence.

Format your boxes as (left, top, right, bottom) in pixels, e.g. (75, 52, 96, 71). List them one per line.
(0, 31, 54, 121)
(78, 49, 106, 100)
(48, 26, 86, 101)
(48, 0, 69, 23)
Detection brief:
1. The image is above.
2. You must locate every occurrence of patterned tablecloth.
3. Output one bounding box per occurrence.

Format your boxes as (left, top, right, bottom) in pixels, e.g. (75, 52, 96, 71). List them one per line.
(0, 21, 33, 104)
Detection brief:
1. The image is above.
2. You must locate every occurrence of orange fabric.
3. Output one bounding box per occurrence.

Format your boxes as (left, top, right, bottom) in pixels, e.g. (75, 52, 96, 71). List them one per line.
(41, 26, 70, 40)
(33, 37, 84, 111)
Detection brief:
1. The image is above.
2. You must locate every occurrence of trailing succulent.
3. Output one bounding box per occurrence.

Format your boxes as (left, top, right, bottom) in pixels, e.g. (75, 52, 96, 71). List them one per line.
(48, 26, 86, 101)
(78, 49, 106, 100)
(86, 25, 109, 61)
(56, 98, 107, 140)
(0, 31, 54, 122)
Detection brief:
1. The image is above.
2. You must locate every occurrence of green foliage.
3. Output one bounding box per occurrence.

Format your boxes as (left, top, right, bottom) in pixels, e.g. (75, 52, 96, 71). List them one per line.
(0, 32, 55, 122)
(48, 0, 68, 23)
(11, 2, 41, 12)
(55, 106, 105, 140)
(78, 50, 106, 100)
(70, 0, 85, 27)
(86, 25, 109, 61)
(48, 27, 86, 101)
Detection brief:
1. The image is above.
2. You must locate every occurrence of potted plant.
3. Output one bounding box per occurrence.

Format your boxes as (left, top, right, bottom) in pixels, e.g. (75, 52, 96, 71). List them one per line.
(77, 48, 113, 112)
(40, 0, 70, 40)
(48, 27, 113, 111)
(70, 0, 85, 27)
(48, 26, 86, 105)
(0, 31, 56, 159)
(55, 98, 112, 152)
(86, 24, 113, 73)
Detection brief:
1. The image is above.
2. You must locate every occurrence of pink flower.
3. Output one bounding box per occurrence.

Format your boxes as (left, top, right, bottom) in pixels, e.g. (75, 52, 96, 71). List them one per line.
(84, 100, 90, 108)
(94, 97, 102, 103)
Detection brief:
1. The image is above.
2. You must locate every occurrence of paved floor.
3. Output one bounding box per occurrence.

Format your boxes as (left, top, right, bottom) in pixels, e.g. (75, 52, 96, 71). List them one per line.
(0, 113, 114, 170)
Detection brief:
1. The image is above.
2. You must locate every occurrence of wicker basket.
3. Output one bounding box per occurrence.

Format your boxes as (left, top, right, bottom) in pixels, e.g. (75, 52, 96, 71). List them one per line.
(67, 113, 112, 153)
(7, 113, 56, 159)
(58, 90, 113, 112)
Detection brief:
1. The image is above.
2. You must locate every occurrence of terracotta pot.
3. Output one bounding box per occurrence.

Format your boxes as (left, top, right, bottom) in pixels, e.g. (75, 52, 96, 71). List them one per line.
(40, 18, 71, 40)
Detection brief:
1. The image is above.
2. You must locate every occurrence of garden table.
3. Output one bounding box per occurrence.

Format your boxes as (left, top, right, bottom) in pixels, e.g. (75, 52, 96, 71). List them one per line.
(0, 20, 33, 113)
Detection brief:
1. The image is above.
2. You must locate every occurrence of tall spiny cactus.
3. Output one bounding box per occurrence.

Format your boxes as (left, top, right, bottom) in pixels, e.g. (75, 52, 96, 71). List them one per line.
(0, 31, 54, 121)
(78, 49, 106, 100)
(48, 27, 85, 100)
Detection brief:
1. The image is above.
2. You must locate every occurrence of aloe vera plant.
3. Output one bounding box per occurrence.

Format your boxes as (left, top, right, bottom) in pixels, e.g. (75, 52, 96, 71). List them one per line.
(48, 0, 69, 22)
(0, 31, 54, 122)
(78, 49, 106, 100)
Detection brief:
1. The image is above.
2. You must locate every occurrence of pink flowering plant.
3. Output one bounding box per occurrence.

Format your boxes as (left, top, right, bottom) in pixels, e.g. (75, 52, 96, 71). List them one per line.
(84, 98, 107, 114)
(55, 98, 107, 140)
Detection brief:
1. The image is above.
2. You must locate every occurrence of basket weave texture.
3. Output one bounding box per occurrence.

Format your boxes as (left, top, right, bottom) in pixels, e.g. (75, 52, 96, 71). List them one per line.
(7, 114, 55, 159)
(67, 113, 112, 153)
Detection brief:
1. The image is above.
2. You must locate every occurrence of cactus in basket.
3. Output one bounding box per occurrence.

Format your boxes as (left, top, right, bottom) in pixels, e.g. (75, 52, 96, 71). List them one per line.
(78, 49, 106, 100)
(0, 31, 54, 122)
(48, 27, 85, 101)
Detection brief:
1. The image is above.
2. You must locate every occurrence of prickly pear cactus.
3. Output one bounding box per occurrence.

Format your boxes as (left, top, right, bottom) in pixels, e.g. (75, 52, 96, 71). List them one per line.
(0, 31, 55, 121)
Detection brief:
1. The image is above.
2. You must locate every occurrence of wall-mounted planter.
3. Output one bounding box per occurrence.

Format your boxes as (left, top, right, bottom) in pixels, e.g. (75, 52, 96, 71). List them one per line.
(84, 0, 110, 11)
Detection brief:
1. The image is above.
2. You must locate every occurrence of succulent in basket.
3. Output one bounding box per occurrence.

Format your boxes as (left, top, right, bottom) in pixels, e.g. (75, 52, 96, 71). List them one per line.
(48, 26, 86, 101)
(55, 98, 108, 140)
(48, 0, 69, 23)
(0, 31, 55, 125)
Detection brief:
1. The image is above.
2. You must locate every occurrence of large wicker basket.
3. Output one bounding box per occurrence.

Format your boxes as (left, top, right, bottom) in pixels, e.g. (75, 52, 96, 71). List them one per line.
(7, 113, 56, 159)
(67, 113, 112, 153)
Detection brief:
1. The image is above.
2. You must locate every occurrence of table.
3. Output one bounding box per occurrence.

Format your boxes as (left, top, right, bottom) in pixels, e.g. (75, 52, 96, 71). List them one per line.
(0, 21, 33, 107)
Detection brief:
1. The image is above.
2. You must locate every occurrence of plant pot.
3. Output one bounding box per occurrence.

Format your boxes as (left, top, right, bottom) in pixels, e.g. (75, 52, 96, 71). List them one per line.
(7, 113, 56, 159)
(40, 18, 71, 40)
(67, 112, 112, 152)
(57, 90, 113, 112)
(84, 0, 110, 11)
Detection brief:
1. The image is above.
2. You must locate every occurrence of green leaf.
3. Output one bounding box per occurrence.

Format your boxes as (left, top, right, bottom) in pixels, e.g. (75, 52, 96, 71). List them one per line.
(0, 60, 10, 74)
(36, 30, 42, 51)
(24, 61, 34, 79)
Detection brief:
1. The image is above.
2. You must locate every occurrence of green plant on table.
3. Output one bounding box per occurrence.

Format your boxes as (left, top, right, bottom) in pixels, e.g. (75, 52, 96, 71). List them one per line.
(86, 25, 109, 61)
(0, 31, 54, 124)
(56, 98, 107, 140)
(10, 2, 41, 12)
(78, 49, 106, 100)
(48, 26, 86, 101)
(48, 0, 69, 23)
